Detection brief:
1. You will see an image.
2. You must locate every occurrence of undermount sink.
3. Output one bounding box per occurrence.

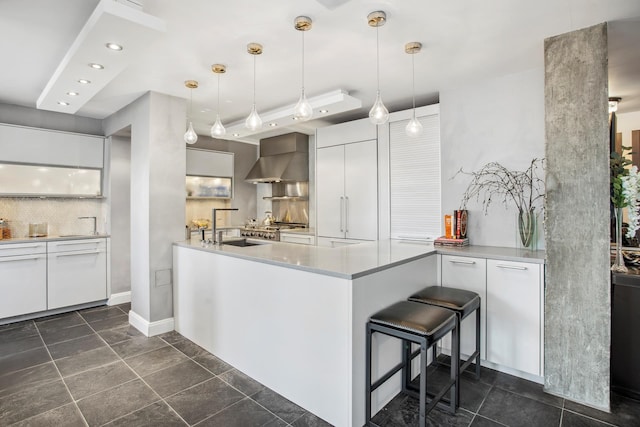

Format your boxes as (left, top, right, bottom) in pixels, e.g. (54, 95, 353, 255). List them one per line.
(223, 239, 264, 247)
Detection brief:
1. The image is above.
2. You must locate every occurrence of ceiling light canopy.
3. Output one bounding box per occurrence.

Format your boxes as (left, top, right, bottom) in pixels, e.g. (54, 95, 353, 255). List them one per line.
(37, 0, 165, 114)
(609, 97, 622, 113)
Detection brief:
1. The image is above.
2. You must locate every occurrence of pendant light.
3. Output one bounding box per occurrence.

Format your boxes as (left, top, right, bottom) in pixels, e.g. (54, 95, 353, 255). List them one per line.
(245, 43, 263, 131)
(293, 16, 313, 121)
(405, 42, 423, 137)
(210, 64, 226, 138)
(183, 80, 198, 144)
(367, 11, 389, 125)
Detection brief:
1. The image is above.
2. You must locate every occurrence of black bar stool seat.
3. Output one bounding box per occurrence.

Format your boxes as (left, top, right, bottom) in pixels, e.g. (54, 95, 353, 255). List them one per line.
(366, 300, 459, 427)
(409, 286, 481, 402)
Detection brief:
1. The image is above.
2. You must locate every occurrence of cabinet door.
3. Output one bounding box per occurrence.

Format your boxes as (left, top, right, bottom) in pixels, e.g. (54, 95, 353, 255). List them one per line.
(440, 255, 487, 359)
(317, 145, 345, 239)
(48, 243, 107, 309)
(486, 260, 541, 376)
(344, 140, 378, 241)
(0, 253, 47, 318)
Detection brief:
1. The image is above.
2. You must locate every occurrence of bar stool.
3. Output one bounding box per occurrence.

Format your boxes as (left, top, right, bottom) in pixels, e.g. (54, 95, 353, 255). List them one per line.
(408, 286, 481, 403)
(366, 300, 459, 427)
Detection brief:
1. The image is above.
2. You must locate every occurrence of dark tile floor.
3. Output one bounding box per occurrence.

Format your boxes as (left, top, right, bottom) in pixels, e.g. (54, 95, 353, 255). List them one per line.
(0, 304, 638, 426)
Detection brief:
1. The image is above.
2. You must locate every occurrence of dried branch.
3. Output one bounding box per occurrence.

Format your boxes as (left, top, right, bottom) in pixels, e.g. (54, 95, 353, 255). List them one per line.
(455, 158, 545, 214)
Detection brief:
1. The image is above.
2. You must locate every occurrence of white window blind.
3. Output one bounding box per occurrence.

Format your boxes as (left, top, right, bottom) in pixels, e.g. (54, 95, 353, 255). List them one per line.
(389, 114, 441, 241)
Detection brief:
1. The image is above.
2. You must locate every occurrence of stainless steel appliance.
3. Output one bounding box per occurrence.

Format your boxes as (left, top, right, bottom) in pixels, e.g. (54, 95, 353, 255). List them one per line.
(239, 223, 307, 241)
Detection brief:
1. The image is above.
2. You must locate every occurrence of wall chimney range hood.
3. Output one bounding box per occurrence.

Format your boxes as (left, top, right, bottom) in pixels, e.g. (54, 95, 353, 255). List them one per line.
(245, 133, 309, 183)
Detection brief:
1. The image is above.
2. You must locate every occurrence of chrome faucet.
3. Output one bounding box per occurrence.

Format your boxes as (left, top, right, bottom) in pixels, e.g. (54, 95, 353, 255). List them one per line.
(78, 216, 98, 235)
(212, 208, 238, 244)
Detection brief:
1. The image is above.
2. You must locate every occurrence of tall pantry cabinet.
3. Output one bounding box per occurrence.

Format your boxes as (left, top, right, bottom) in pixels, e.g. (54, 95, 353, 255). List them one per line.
(316, 118, 378, 247)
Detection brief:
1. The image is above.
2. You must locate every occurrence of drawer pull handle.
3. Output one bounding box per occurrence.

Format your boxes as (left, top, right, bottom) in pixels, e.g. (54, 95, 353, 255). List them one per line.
(55, 241, 100, 246)
(496, 264, 528, 270)
(54, 250, 100, 257)
(449, 259, 476, 265)
(0, 256, 42, 263)
(0, 244, 43, 249)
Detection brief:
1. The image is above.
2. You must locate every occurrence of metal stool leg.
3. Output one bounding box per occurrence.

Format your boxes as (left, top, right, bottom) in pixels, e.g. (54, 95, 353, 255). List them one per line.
(450, 316, 459, 413)
(475, 305, 481, 379)
(419, 340, 427, 427)
(365, 324, 372, 426)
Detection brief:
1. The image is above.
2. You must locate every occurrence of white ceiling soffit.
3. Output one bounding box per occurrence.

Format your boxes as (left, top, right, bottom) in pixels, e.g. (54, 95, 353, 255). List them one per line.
(225, 89, 361, 144)
(36, 0, 165, 114)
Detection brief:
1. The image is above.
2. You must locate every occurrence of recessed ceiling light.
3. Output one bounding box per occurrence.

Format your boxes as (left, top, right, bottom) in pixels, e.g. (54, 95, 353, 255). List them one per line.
(269, 123, 278, 127)
(292, 117, 300, 121)
(232, 133, 240, 137)
(67, 91, 79, 96)
(57, 101, 69, 106)
(89, 63, 104, 70)
(319, 109, 329, 113)
(78, 79, 91, 84)
(106, 42, 123, 51)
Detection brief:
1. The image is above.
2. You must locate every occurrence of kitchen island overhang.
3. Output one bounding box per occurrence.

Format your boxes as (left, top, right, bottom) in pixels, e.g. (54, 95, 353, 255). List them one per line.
(172, 239, 439, 427)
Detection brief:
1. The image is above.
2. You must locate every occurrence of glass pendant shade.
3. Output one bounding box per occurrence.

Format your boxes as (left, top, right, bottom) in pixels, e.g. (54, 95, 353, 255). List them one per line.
(245, 104, 262, 131)
(210, 114, 226, 137)
(405, 114, 423, 137)
(369, 91, 389, 125)
(294, 90, 313, 121)
(184, 121, 198, 144)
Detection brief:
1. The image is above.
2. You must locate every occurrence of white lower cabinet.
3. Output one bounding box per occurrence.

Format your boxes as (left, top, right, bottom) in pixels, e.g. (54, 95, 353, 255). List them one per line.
(440, 255, 487, 359)
(0, 243, 47, 318)
(486, 259, 542, 376)
(47, 238, 107, 310)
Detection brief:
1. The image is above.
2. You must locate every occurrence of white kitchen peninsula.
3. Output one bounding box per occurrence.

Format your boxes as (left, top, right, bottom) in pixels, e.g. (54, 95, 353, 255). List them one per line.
(173, 239, 438, 427)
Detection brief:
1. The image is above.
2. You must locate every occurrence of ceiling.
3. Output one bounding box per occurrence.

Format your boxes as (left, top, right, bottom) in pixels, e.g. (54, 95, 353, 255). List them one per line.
(1, 0, 639, 143)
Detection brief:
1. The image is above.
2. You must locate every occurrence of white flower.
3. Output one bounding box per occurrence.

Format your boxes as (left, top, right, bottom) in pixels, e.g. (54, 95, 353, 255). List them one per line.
(622, 165, 640, 239)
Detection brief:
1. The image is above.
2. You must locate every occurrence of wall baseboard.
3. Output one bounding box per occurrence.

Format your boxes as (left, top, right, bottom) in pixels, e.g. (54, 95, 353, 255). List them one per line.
(108, 291, 131, 306)
(128, 310, 174, 337)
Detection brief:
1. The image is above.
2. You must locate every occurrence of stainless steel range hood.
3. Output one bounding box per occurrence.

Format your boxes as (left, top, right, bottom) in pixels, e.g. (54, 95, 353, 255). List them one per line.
(245, 133, 309, 183)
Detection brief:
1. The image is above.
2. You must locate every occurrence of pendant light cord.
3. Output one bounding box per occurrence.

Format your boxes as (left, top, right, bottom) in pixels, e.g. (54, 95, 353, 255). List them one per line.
(376, 25, 380, 93)
(301, 30, 305, 91)
(252, 54, 257, 107)
(411, 52, 416, 112)
(189, 87, 193, 121)
(217, 73, 220, 113)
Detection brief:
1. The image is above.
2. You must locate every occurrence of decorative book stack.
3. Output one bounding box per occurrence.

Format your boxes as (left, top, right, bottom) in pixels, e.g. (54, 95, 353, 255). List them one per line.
(434, 236, 469, 247)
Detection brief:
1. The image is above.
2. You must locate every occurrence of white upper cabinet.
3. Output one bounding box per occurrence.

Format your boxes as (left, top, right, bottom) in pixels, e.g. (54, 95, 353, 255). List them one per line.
(316, 118, 377, 148)
(186, 148, 234, 177)
(0, 123, 104, 168)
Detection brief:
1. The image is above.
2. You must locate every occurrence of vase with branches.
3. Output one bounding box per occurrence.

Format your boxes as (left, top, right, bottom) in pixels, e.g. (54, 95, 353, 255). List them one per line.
(456, 158, 545, 248)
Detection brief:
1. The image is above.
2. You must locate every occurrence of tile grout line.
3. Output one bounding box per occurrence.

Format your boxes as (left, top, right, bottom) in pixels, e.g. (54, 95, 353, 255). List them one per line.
(32, 319, 91, 427)
(560, 408, 620, 427)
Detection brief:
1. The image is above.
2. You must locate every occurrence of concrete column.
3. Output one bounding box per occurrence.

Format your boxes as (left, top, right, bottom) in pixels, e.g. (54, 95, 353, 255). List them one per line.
(103, 91, 186, 333)
(544, 23, 610, 411)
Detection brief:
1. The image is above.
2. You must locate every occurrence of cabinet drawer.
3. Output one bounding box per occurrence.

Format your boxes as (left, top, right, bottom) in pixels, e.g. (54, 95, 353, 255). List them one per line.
(0, 253, 47, 318)
(47, 249, 107, 309)
(48, 238, 106, 253)
(0, 242, 46, 257)
(280, 233, 316, 245)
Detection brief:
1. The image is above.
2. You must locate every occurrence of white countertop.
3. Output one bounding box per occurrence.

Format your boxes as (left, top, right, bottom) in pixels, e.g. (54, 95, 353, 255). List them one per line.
(175, 238, 437, 279)
(0, 234, 110, 244)
(174, 238, 546, 279)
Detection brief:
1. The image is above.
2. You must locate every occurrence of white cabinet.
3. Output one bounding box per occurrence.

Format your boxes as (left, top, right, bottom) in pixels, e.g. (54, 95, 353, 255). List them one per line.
(280, 232, 316, 245)
(316, 140, 378, 242)
(486, 259, 542, 376)
(0, 243, 47, 318)
(47, 238, 107, 310)
(440, 255, 487, 359)
(315, 118, 376, 148)
(186, 148, 234, 177)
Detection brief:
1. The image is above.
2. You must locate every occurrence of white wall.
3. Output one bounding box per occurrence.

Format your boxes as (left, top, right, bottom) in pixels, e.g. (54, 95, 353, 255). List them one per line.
(440, 67, 546, 248)
(108, 135, 131, 294)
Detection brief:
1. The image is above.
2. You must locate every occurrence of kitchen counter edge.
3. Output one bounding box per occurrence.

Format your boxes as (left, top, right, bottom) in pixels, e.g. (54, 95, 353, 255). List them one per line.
(0, 234, 110, 244)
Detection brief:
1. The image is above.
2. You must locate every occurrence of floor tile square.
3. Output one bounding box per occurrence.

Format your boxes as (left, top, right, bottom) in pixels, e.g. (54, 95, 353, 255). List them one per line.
(0, 334, 43, 357)
(47, 333, 106, 360)
(0, 361, 59, 398)
(252, 387, 307, 424)
(35, 312, 84, 331)
(143, 359, 213, 398)
(165, 377, 244, 425)
(39, 323, 94, 345)
(169, 338, 209, 358)
(87, 314, 129, 332)
(564, 392, 640, 427)
(78, 305, 124, 323)
(97, 324, 142, 345)
(291, 411, 334, 427)
(55, 346, 119, 377)
(65, 361, 137, 400)
(219, 368, 265, 396)
(419, 365, 492, 413)
(76, 379, 158, 426)
(0, 321, 37, 343)
(0, 346, 51, 376)
(126, 345, 188, 377)
(478, 387, 562, 427)
(198, 397, 279, 427)
(493, 370, 564, 408)
(469, 415, 506, 426)
(106, 401, 186, 426)
(10, 403, 86, 427)
(193, 353, 233, 375)
(110, 336, 166, 359)
(371, 392, 474, 427)
(0, 379, 72, 425)
(561, 410, 613, 426)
